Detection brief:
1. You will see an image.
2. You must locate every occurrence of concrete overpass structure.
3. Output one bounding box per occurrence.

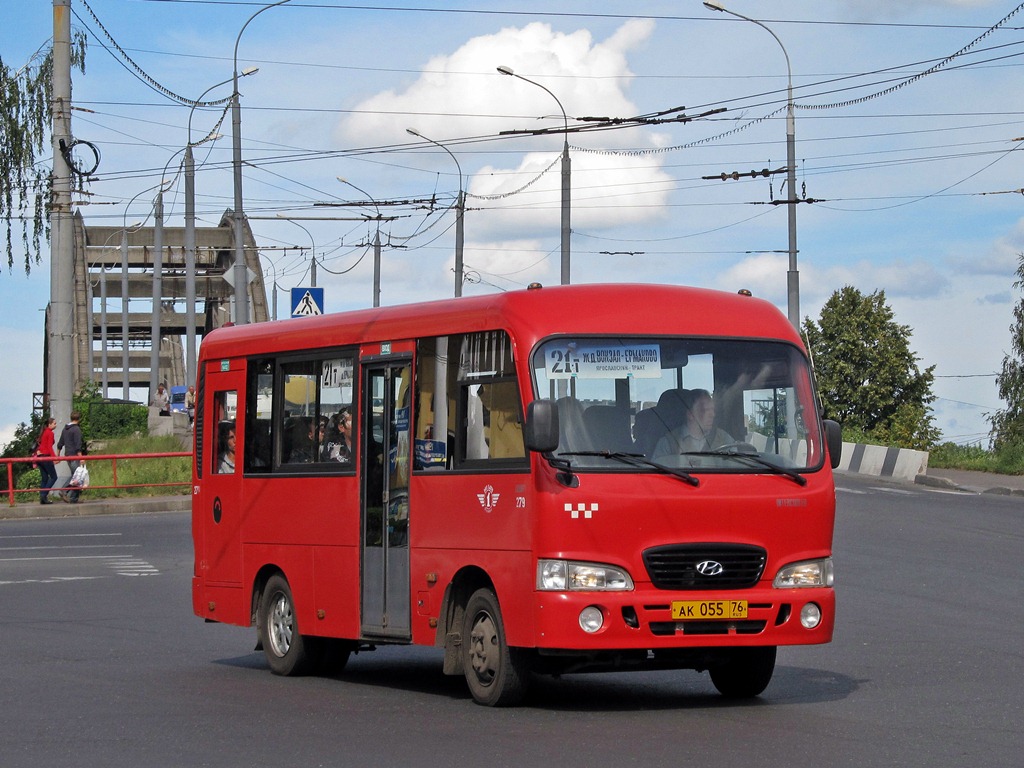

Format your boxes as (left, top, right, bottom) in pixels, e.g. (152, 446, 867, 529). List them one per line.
(46, 210, 269, 398)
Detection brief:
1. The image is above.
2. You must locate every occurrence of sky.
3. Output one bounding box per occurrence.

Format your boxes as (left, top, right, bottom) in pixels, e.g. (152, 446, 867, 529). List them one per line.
(2, 0, 1023, 449)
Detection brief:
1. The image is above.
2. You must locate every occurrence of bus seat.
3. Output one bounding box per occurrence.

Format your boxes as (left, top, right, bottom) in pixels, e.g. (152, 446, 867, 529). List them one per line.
(584, 405, 632, 453)
(555, 397, 593, 453)
(633, 389, 691, 457)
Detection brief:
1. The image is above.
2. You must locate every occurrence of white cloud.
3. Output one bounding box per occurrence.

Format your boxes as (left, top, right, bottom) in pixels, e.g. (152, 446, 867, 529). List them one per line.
(338, 20, 654, 148)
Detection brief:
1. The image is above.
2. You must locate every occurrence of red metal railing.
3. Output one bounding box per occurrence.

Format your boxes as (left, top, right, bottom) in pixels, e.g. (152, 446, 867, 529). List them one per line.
(2, 452, 192, 507)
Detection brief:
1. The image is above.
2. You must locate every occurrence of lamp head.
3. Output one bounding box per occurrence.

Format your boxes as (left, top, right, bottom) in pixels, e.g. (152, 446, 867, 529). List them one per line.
(406, 128, 422, 138)
(241, 66, 260, 77)
(703, 1, 725, 10)
(497, 65, 514, 76)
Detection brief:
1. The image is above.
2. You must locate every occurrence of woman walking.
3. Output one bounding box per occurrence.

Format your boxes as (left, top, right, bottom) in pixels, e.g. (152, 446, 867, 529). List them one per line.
(37, 418, 58, 504)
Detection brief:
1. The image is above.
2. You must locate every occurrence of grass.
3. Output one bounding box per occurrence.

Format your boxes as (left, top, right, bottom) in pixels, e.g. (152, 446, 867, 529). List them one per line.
(928, 442, 1024, 475)
(18, 434, 191, 500)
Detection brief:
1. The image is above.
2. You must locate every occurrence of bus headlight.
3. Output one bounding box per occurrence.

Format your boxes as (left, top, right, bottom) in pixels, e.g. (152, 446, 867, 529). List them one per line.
(537, 560, 634, 591)
(773, 557, 834, 588)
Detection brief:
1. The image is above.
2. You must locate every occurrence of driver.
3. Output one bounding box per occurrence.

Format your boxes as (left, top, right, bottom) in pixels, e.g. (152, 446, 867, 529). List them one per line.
(653, 389, 733, 456)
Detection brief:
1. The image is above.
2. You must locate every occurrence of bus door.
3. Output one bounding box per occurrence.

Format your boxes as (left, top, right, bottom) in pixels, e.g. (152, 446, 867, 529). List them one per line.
(361, 359, 413, 639)
(199, 363, 244, 587)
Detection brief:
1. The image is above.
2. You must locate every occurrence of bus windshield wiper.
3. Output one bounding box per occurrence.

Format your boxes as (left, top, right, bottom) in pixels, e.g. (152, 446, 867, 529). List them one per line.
(682, 448, 808, 486)
(558, 451, 700, 487)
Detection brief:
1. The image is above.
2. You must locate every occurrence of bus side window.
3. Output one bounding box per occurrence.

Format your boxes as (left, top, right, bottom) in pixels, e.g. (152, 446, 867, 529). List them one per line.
(212, 389, 237, 474)
(245, 358, 274, 472)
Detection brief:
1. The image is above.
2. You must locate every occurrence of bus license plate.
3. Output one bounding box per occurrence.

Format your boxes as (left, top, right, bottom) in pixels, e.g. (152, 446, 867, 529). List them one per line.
(671, 600, 748, 620)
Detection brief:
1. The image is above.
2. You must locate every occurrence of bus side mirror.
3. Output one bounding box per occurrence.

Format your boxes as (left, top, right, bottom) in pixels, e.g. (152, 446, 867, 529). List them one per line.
(824, 420, 842, 469)
(525, 399, 560, 453)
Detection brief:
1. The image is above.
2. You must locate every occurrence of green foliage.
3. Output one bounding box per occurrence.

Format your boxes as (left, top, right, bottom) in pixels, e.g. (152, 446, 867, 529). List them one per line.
(1, 31, 87, 273)
(2, 381, 148, 492)
(990, 253, 1024, 451)
(0, 415, 47, 491)
(929, 441, 1024, 475)
(9, 434, 190, 499)
(803, 286, 940, 450)
(73, 381, 147, 440)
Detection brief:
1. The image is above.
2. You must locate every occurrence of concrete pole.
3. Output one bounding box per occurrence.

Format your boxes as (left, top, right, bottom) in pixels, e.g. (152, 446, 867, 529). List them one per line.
(230, 1, 291, 324)
(405, 129, 465, 296)
(184, 144, 197, 387)
(100, 267, 108, 398)
(455, 190, 465, 297)
(496, 67, 571, 285)
(560, 139, 571, 286)
(48, 0, 74, 425)
(373, 230, 382, 308)
(785, 83, 799, 329)
(121, 230, 130, 401)
(230, 90, 248, 325)
(703, 2, 799, 327)
(149, 189, 164, 396)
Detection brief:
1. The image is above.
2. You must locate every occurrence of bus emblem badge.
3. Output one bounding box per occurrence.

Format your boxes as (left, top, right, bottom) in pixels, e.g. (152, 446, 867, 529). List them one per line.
(477, 485, 500, 513)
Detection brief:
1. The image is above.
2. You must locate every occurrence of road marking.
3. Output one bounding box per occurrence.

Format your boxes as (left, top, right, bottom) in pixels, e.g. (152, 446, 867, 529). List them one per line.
(0, 544, 140, 552)
(0, 576, 101, 586)
(109, 558, 159, 576)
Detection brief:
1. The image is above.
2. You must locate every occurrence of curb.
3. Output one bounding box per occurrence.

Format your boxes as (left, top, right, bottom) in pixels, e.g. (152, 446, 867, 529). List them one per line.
(0, 495, 191, 521)
(914, 473, 1024, 497)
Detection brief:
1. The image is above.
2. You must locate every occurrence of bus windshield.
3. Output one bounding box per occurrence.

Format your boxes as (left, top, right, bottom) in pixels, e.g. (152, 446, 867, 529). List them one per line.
(532, 336, 824, 473)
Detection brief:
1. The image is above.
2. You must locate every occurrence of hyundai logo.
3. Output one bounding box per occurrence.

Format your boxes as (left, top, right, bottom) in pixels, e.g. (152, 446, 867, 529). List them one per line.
(695, 560, 724, 576)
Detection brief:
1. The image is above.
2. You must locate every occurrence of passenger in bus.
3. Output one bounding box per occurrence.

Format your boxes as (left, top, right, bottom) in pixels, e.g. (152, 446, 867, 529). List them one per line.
(217, 421, 236, 473)
(287, 417, 325, 463)
(653, 389, 734, 457)
(322, 408, 353, 462)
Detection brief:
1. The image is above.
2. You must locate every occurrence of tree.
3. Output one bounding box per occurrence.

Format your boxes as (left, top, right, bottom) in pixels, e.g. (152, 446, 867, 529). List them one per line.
(803, 286, 939, 450)
(990, 253, 1024, 449)
(1, 32, 86, 273)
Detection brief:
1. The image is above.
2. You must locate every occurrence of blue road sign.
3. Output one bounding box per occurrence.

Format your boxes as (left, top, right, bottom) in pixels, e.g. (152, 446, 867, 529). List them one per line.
(291, 287, 324, 318)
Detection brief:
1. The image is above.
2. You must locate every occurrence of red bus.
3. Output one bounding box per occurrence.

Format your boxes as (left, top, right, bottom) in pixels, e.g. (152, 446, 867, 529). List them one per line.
(192, 283, 841, 706)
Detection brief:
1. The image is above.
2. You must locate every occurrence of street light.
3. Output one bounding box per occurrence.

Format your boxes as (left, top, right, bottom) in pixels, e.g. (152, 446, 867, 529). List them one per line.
(497, 65, 571, 285)
(406, 128, 465, 297)
(185, 70, 254, 384)
(337, 177, 383, 307)
(232, 0, 291, 324)
(276, 213, 317, 287)
(703, 1, 800, 328)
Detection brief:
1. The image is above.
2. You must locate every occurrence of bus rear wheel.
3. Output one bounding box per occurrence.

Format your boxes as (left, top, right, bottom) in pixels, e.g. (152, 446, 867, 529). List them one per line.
(258, 574, 322, 676)
(462, 588, 530, 706)
(708, 646, 776, 698)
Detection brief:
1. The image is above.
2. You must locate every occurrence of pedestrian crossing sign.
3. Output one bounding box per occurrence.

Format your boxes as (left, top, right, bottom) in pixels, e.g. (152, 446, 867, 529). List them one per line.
(290, 287, 324, 318)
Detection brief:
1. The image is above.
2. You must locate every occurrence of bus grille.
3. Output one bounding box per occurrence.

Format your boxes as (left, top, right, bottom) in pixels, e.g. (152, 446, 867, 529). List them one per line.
(642, 544, 767, 590)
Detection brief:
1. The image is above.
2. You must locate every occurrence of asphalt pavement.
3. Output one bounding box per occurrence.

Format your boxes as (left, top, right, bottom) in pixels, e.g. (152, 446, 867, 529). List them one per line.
(2, 466, 1022, 521)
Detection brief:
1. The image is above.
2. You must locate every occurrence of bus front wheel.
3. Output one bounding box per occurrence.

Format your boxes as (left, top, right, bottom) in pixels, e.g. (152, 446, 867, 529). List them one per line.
(258, 574, 322, 676)
(708, 646, 776, 698)
(462, 588, 530, 706)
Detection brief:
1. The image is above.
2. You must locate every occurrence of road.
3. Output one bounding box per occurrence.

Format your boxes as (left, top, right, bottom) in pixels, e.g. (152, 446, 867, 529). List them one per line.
(1, 473, 1020, 768)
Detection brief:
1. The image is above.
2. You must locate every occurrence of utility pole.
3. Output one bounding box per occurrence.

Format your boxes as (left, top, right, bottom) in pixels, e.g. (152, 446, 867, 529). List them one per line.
(48, 0, 74, 427)
(149, 189, 164, 397)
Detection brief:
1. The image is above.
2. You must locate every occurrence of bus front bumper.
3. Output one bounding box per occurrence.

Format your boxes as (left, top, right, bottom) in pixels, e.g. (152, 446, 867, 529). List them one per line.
(532, 587, 834, 653)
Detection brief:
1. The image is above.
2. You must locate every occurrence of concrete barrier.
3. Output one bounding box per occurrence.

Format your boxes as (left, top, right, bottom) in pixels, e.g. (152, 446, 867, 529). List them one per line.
(836, 441, 929, 483)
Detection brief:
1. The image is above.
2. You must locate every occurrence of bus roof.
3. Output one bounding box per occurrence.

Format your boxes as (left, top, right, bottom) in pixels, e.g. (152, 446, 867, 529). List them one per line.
(199, 283, 800, 361)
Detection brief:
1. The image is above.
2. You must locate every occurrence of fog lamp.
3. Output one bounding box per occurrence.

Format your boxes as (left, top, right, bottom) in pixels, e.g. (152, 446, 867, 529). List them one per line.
(579, 606, 604, 633)
(800, 602, 822, 629)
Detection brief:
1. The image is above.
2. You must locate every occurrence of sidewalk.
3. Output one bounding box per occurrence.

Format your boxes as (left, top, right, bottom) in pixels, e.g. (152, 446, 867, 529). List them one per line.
(0, 493, 191, 521)
(915, 467, 1024, 496)
(4, 467, 1022, 522)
